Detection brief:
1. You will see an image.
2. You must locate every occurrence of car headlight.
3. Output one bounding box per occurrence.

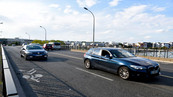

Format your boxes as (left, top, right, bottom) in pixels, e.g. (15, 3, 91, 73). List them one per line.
(130, 65, 146, 70)
(157, 63, 160, 66)
(25, 51, 32, 54)
(44, 51, 48, 54)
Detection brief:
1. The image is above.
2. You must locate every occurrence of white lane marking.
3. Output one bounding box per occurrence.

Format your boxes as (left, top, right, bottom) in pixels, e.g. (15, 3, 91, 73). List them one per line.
(160, 75, 173, 79)
(76, 67, 114, 81)
(20, 69, 43, 83)
(51, 53, 83, 60)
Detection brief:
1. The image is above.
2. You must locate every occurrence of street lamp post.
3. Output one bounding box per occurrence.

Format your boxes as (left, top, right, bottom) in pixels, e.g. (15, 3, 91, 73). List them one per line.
(40, 26, 47, 42)
(0, 22, 3, 37)
(25, 32, 30, 40)
(84, 7, 95, 48)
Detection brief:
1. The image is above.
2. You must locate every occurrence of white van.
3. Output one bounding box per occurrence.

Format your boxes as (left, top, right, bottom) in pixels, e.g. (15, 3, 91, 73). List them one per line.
(48, 42, 61, 50)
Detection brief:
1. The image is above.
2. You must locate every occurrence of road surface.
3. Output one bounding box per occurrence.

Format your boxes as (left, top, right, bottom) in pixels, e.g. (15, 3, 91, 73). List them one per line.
(4, 46, 173, 97)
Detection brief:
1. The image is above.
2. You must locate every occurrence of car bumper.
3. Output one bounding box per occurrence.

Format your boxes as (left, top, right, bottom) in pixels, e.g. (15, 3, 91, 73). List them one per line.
(130, 68, 160, 78)
(26, 54, 48, 59)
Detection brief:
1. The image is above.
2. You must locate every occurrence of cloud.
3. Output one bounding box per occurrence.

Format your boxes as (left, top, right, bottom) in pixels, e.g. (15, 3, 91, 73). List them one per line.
(101, 5, 173, 42)
(49, 4, 59, 8)
(152, 6, 165, 12)
(76, 0, 97, 7)
(64, 5, 79, 15)
(0, 1, 173, 42)
(144, 36, 151, 39)
(102, 30, 112, 34)
(109, 0, 121, 7)
(155, 29, 165, 33)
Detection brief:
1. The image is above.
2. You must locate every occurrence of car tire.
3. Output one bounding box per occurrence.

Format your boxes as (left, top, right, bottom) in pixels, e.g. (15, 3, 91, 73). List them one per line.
(84, 59, 92, 69)
(24, 55, 29, 60)
(44, 58, 47, 61)
(118, 66, 130, 80)
(20, 54, 23, 57)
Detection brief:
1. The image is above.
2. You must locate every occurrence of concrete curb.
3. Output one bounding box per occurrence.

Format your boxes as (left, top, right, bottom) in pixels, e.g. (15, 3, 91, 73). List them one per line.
(2, 45, 18, 97)
(1, 45, 26, 97)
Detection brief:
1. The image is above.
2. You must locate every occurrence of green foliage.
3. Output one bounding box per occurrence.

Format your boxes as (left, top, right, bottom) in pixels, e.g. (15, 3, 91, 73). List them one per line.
(161, 46, 168, 49)
(32, 40, 65, 45)
(56, 40, 65, 45)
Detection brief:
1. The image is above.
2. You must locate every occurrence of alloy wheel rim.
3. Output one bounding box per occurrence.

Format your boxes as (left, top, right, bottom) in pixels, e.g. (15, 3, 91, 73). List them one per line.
(85, 60, 90, 68)
(119, 68, 129, 79)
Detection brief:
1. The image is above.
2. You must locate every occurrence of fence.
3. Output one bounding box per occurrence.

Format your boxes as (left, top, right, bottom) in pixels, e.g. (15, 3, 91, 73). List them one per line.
(61, 45, 173, 59)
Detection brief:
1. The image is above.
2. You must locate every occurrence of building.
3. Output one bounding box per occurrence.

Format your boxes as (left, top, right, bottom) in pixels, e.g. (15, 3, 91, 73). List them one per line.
(0, 38, 32, 45)
(161, 43, 170, 48)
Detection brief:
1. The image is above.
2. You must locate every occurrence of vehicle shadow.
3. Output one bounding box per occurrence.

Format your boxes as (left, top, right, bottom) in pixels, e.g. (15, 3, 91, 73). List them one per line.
(129, 73, 173, 87)
(26, 57, 69, 62)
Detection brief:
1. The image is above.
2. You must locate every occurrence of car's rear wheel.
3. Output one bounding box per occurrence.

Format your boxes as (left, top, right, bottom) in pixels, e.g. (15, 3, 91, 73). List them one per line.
(84, 59, 91, 69)
(118, 66, 130, 80)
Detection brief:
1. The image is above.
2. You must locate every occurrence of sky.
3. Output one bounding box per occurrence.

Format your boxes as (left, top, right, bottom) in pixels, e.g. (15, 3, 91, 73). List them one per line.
(0, 0, 173, 43)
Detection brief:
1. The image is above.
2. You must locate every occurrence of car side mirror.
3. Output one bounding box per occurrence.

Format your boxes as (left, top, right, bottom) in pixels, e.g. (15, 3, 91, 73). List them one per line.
(105, 55, 111, 58)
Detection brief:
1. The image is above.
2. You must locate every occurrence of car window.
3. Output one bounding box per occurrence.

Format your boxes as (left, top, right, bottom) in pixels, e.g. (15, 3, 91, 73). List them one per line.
(101, 50, 110, 57)
(47, 44, 52, 46)
(110, 49, 135, 58)
(54, 43, 60, 45)
(27, 45, 43, 50)
(86, 48, 93, 54)
(93, 49, 100, 55)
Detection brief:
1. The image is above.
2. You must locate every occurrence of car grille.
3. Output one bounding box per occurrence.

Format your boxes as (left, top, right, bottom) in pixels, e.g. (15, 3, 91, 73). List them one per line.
(148, 65, 159, 71)
(32, 52, 44, 54)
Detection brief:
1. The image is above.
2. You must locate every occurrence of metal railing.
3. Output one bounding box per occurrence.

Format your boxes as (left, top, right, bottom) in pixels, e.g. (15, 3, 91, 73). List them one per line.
(61, 45, 173, 59)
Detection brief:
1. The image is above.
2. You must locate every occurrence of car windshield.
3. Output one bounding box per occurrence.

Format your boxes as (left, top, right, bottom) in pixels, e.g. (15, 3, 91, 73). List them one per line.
(27, 45, 43, 50)
(54, 43, 60, 45)
(47, 44, 52, 46)
(110, 49, 135, 58)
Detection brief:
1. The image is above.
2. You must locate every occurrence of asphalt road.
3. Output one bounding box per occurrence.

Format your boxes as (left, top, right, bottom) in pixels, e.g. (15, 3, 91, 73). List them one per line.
(4, 46, 173, 97)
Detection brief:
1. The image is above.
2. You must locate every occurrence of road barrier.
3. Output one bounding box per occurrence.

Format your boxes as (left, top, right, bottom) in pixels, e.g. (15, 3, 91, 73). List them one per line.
(1, 45, 19, 97)
(66, 45, 173, 59)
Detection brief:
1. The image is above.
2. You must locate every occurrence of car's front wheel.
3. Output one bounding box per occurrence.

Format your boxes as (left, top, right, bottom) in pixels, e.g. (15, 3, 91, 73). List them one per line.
(24, 55, 29, 60)
(43, 57, 47, 61)
(84, 59, 91, 69)
(118, 66, 130, 80)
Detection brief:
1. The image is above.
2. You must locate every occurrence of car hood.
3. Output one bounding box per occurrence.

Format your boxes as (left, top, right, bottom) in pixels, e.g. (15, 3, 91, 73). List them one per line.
(112, 57, 158, 66)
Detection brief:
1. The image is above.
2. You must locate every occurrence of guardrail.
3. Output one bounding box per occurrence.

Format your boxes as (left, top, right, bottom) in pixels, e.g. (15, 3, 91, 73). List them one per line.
(64, 45, 173, 59)
(1, 45, 19, 97)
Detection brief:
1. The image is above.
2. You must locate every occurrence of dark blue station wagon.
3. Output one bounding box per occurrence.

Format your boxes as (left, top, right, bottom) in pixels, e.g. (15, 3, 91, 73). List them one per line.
(84, 48, 160, 80)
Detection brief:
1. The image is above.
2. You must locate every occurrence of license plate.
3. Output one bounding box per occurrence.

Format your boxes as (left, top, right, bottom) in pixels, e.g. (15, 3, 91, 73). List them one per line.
(151, 70, 158, 74)
(36, 55, 42, 56)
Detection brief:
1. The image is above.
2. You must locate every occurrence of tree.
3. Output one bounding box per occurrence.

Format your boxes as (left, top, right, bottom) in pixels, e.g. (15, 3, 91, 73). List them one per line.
(32, 40, 65, 45)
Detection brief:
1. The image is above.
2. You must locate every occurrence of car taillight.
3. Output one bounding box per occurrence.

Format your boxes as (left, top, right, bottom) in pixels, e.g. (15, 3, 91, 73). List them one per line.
(84, 53, 86, 57)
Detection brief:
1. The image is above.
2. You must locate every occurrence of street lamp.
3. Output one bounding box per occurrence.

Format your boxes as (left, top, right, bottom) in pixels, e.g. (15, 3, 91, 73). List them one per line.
(40, 26, 47, 41)
(0, 22, 3, 37)
(84, 7, 95, 48)
(25, 32, 30, 40)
